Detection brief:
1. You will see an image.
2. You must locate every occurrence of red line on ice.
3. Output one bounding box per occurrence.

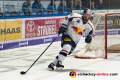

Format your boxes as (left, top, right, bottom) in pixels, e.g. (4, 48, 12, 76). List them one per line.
(34, 55, 120, 80)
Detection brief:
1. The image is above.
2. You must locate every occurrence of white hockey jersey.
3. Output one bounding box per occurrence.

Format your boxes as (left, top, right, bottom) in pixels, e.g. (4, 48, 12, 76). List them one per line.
(61, 13, 94, 44)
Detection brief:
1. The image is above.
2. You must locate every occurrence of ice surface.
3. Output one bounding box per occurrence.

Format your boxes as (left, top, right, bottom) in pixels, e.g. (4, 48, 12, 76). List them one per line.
(0, 38, 120, 80)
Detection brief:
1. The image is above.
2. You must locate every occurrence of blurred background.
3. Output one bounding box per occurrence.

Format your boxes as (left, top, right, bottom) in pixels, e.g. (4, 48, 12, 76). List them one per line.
(0, 0, 120, 17)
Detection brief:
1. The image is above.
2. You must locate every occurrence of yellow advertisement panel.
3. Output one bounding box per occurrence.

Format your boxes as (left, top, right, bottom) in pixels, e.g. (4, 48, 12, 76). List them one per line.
(0, 20, 22, 41)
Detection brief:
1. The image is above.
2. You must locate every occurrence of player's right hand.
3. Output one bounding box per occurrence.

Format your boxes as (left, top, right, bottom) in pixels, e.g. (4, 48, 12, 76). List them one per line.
(58, 27, 67, 34)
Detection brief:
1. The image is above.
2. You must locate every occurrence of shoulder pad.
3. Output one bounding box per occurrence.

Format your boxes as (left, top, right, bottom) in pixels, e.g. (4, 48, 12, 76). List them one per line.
(68, 13, 82, 18)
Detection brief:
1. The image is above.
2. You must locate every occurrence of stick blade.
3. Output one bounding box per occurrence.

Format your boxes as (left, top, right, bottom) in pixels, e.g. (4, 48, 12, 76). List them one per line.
(20, 71, 26, 75)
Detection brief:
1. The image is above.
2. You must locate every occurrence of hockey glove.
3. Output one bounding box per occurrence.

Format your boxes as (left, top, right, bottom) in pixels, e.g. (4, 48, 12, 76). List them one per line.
(85, 35, 92, 43)
(89, 30, 93, 35)
(58, 26, 67, 34)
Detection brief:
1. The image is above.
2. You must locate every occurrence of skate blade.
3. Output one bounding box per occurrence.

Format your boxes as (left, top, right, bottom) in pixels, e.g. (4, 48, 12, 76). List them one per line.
(56, 67, 63, 71)
(48, 68, 54, 71)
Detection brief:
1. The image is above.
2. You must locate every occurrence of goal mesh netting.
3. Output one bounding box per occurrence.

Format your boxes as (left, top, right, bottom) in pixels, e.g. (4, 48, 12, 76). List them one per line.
(75, 13, 120, 59)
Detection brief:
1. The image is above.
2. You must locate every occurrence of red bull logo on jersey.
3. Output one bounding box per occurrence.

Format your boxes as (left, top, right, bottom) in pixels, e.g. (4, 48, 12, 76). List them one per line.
(72, 26, 83, 35)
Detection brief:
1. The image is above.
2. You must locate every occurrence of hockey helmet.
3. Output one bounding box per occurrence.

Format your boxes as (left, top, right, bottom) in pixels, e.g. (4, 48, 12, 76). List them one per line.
(83, 8, 91, 17)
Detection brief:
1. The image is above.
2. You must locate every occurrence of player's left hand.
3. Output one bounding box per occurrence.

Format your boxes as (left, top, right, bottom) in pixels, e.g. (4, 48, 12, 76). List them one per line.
(85, 35, 92, 43)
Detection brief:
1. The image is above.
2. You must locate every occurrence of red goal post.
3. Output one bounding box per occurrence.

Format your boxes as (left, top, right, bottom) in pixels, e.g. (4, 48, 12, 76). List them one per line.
(105, 13, 120, 59)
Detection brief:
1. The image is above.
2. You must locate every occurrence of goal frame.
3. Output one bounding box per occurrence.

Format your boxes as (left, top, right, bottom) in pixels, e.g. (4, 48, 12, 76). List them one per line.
(75, 12, 120, 59)
(105, 13, 120, 59)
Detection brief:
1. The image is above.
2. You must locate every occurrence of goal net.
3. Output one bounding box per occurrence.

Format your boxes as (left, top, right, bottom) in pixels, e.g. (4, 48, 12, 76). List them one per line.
(75, 13, 120, 59)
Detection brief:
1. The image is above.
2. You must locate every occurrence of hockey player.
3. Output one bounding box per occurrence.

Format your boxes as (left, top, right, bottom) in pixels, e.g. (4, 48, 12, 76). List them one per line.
(48, 8, 94, 71)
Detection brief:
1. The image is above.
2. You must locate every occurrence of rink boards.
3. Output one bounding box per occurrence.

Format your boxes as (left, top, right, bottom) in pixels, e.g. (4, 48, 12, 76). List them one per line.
(0, 16, 66, 50)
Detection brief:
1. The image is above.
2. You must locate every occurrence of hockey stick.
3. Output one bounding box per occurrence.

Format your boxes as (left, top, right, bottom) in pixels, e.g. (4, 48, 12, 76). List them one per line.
(20, 33, 61, 75)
